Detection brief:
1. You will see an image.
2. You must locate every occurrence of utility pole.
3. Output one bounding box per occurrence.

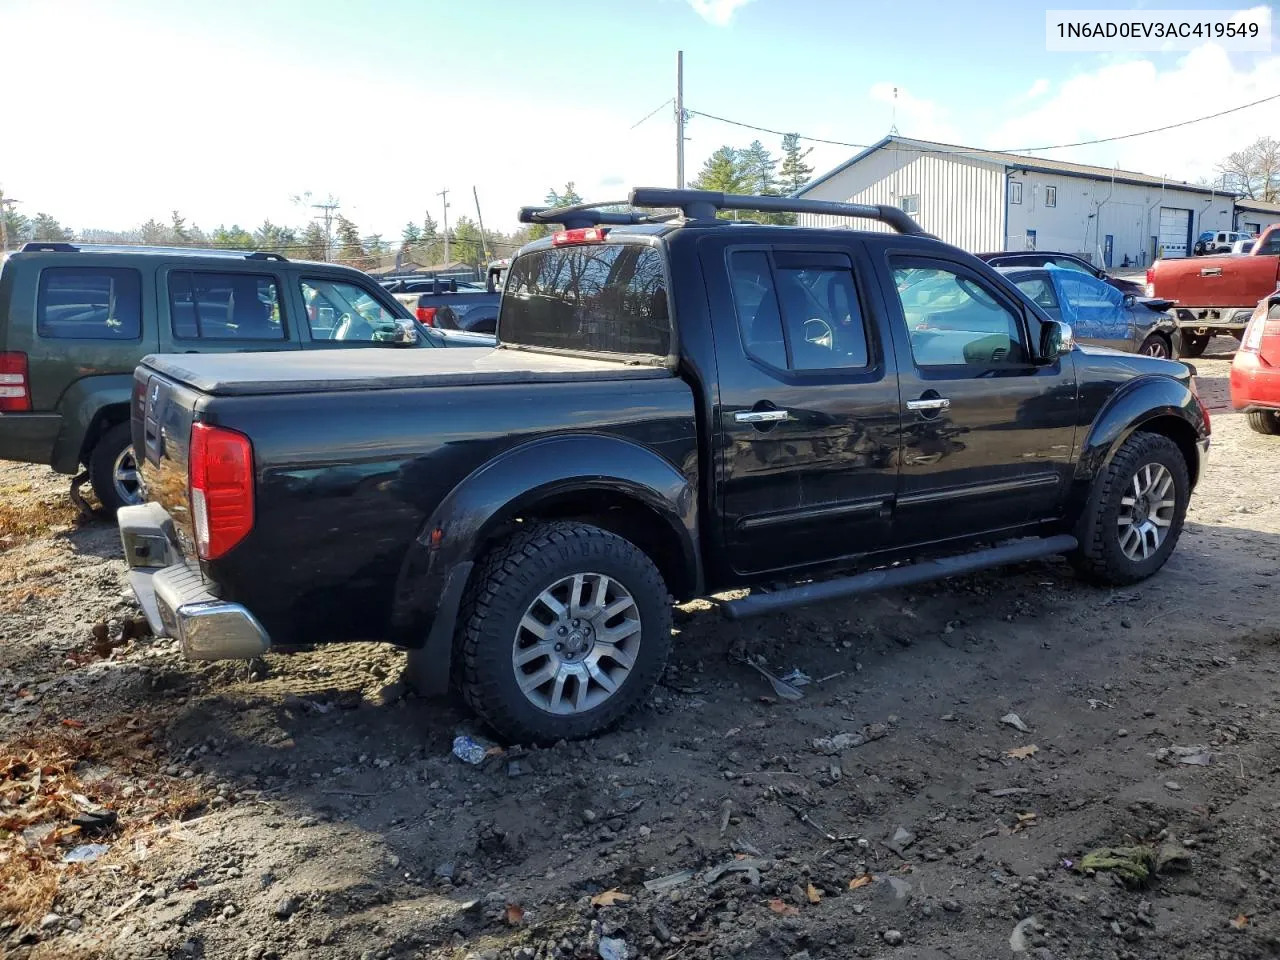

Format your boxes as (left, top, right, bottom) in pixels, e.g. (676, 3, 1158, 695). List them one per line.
(675, 50, 685, 189)
(437, 188, 451, 265)
(472, 186, 491, 261)
(0, 195, 21, 254)
(311, 200, 339, 261)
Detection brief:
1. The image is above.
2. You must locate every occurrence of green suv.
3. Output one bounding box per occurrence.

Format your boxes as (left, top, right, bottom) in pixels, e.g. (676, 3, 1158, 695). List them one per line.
(0, 242, 485, 513)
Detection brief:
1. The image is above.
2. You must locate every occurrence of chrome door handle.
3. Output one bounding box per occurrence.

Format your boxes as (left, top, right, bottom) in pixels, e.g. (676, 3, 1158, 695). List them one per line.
(735, 409, 790, 423)
(906, 397, 951, 411)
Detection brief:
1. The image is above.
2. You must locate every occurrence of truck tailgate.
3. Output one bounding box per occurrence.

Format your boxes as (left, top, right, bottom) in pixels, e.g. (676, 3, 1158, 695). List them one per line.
(1155, 254, 1279, 306)
(132, 365, 202, 550)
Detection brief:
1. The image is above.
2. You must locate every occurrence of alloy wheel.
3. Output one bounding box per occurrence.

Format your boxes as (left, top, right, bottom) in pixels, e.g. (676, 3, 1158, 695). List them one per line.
(1117, 462, 1176, 561)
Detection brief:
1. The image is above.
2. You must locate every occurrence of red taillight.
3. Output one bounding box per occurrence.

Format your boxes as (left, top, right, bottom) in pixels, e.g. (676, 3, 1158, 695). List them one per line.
(416, 306, 437, 326)
(189, 422, 254, 561)
(1144, 268, 1155, 298)
(0, 352, 31, 412)
(552, 227, 609, 246)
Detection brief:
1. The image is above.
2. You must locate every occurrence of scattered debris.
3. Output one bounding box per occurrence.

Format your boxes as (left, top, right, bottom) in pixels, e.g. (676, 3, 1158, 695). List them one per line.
(849, 875, 873, 890)
(1231, 914, 1249, 930)
(598, 936, 628, 960)
(506, 759, 530, 778)
(504, 903, 525, 926)
(62, 843, 110, 864)
(990, 787, 1030, 797)
(1009, 916, 1039, 952)
(643, 869, 696, 893)
(882, 930, 904, 946)
(1000, 713, 1032, 733)
(739, 659, 805, 700)
(1153, 745, 1214, 766)
(1079, 840, 1191, 887)
(1088, 698, 1114, 710)
(590, 889, 632, 907)
(702, 856, 766, 885)
(451, 735, 499, 765)
(768, 898, 800, 916)
(1006, 744, 1039, 760)
(812, 723, 889, 754)
(719, 798, 733, 836)
(778, 668, 812, 687)
(805, 882, 822, 904)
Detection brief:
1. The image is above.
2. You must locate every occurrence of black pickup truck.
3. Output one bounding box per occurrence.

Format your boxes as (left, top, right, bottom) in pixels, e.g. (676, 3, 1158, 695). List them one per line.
(119, 188, 1210, 742)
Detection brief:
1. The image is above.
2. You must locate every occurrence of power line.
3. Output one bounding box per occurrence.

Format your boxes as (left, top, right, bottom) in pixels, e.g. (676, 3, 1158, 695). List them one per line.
(688, 90, 1280, 156)
(630, 97, 673, 130)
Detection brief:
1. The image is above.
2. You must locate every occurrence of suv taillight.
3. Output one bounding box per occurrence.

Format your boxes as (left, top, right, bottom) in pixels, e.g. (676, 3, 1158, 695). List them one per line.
(1144, 268, 1154, 298)
(0, 352, 31, 412)
(189, 422, 254, 561)
(416, 306, 437, 326)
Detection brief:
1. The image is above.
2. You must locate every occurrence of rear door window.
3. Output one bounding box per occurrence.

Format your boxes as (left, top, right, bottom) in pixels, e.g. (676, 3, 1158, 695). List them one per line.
(503, 244, 671, 357)
(170, 272, 285, 340)
(37, 268, 142, 340)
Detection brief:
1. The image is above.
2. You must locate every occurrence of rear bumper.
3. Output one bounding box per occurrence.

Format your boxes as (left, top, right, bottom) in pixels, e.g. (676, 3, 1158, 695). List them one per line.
(0, 413, 62, 467)
(118, 503, 270, 660)
(1230, 351, 1280, 410)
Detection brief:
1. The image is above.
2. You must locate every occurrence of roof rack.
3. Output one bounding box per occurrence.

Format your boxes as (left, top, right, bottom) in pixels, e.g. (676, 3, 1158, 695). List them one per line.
(21, 241, 80, 253)
(627, 187, 928, 235)
(517, 200, 678, 230)
(245, 251, 288, 262)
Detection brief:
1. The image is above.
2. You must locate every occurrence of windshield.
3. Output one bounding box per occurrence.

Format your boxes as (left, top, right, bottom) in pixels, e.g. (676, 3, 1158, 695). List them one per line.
(502, 243, 671, 358)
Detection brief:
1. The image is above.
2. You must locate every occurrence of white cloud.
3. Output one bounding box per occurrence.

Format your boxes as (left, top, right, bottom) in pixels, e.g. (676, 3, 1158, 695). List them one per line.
(990, 44, 1280, 184)
(1013, 77, 1050, 105)
(687, 0, 752, 26)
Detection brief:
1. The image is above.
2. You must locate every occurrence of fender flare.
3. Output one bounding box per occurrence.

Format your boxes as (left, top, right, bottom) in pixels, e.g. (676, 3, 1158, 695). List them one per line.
(50, 375, 134, 474)
(1074, 375, 1208, 486)
(390, 434, 699, 692)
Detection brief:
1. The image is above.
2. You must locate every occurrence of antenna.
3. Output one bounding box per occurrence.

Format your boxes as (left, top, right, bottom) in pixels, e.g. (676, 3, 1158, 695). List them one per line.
(889, 86, 899, 135)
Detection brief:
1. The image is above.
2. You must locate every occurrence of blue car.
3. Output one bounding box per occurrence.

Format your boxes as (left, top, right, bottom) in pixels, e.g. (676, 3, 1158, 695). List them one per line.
(998, 266, 1179, 358)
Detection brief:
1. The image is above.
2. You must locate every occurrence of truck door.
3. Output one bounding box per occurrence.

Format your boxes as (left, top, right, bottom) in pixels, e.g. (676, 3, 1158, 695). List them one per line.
(881, 254, 1077, 546)
(700, 237, 902, 576)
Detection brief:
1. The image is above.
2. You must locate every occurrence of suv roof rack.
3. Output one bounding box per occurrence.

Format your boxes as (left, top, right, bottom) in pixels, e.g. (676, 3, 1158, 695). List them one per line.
(245, 251, 288, 261)
(20, 241, 80, 253)
(628, 187, 928, 235)
(516, 189, 929, 236)
(518, 200, 681, 230)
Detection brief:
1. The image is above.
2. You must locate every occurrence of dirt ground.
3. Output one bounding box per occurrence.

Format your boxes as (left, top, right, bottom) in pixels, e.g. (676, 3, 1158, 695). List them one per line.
(3, 340, 1280, 960)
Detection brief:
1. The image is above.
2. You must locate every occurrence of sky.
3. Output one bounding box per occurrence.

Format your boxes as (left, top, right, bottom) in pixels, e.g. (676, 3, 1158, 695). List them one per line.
(2, 0, 1280, 244)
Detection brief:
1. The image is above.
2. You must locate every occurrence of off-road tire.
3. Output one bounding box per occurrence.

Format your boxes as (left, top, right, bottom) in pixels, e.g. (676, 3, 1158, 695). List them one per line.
(456, 521, 672, 743)
(1070, 431, 1190, 586)
(1178, 332, 1210, 358)
(1139, 333, 1172, 359)
(1247, 410, 1280, 435)
(88, 423, 137, 516)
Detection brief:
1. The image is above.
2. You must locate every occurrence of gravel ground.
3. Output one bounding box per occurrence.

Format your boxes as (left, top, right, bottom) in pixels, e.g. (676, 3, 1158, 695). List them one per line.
(3, 344, 1280, 960)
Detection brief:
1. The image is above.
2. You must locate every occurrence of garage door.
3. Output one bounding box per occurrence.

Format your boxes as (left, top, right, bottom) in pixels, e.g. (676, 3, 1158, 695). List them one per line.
(1159, 207, 1192, 258)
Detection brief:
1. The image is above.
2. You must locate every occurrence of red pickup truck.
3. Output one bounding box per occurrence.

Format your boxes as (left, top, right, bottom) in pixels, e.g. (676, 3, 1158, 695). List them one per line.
(1147, 224, 1280, 357)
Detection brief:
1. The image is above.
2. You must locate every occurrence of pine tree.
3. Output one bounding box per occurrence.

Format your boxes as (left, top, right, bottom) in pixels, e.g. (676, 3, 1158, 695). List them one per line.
(30, 213, 73, 242)
(422, 212, 438, 240)
(301, 222, 327, 261)
(779, 133, 814, 195)
(740, 140, 779, 195)
(170, 211, 190, 243)
(334, 215, 365, 264)
(402, 222, 421, 245)
(546, 183, 584, 207)
(692, 147, 750, 195)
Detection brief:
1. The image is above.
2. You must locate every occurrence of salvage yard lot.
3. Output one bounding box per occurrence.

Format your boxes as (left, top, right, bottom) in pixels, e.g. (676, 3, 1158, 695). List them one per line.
(3, 346, 1279, 960)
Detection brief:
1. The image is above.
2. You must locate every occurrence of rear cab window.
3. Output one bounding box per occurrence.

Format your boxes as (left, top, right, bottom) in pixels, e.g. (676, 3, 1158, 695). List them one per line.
(502, 242, 671, 359)
(37, 267, 142, 340)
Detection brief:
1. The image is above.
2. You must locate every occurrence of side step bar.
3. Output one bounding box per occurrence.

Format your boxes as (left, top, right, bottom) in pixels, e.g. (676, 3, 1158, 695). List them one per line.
(721, 535, 1078, 620)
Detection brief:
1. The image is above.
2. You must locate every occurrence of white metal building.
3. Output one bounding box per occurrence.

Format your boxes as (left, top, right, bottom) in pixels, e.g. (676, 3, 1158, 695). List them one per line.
(1234, 199, 1280, 237)
(796, 136, 1235, 266)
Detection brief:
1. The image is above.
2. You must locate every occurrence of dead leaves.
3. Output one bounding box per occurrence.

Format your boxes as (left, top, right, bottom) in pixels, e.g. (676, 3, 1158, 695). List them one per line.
(848, 875, 873, 890)
(1006, 744, 1039, 760)
(504, 903, 525, 926)
(768, 898, 800, 916)
(1012, 811, 1038, 833)
(1231, 914, 1249, 930)
(590, 888, 632, 907)
(805, 882, 822, 904)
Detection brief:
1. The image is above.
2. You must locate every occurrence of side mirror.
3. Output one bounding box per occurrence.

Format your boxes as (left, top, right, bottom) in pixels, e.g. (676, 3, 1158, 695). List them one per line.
(389, 319, 418, 345)
(1122, 293, 1136, 308)
(1039, 320, 1074, 362)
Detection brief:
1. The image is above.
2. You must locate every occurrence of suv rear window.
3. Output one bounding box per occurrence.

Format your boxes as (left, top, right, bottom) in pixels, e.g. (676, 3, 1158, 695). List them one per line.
(503, 244, 670, 357)
(37, 268, 142, 340)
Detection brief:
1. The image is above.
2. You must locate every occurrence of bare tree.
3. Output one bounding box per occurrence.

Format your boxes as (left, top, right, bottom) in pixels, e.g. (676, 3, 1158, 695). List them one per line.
(1217, 137, 1280, 201)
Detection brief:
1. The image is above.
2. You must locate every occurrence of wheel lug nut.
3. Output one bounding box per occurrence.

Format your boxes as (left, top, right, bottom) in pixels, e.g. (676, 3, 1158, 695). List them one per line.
(558, 626, 568, 635)
(555, 643, 563, 651)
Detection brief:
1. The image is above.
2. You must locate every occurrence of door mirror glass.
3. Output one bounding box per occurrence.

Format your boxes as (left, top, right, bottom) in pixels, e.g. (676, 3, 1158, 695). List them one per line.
(1039, 320, 1074, 361)
(1122, 293, 1136, 308)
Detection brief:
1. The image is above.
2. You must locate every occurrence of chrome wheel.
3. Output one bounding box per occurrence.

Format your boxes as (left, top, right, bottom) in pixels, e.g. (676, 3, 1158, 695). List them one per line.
(511, 572, 641, 715)
(1117, 462, 1176, 561)
(112, 446, 142, 506)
